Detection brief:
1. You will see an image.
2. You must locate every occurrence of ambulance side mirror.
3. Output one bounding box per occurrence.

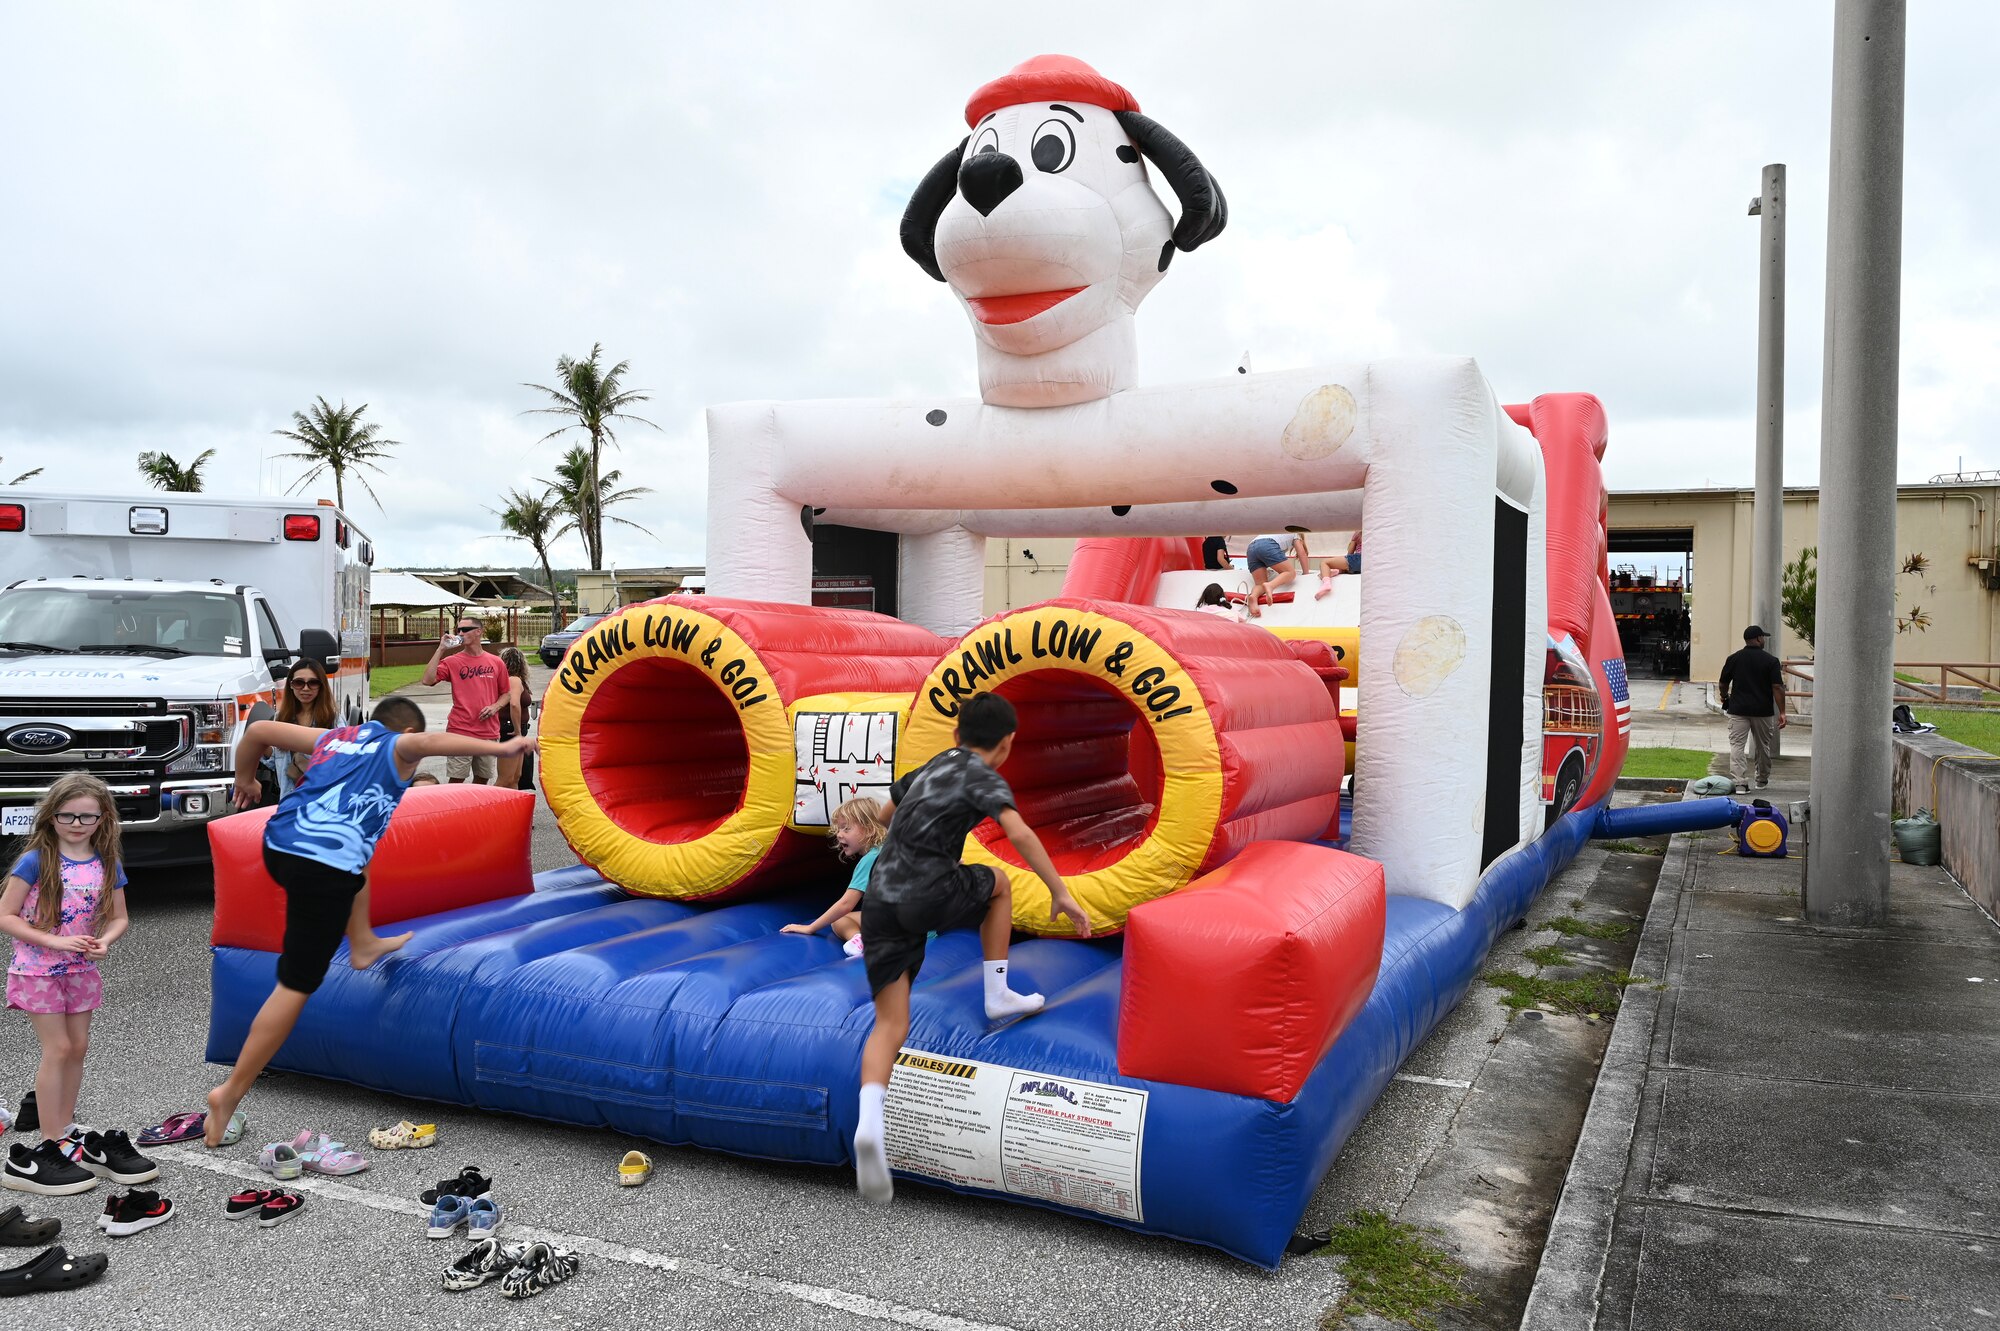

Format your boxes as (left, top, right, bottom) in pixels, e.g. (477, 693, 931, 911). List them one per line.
(299, 628, 340, 675)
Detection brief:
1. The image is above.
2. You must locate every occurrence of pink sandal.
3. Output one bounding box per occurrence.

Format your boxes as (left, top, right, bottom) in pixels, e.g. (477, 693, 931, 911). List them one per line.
(290, 1130, 369, 1176)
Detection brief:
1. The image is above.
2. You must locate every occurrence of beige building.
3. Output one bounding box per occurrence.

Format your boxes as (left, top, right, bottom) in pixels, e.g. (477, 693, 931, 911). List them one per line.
(573, 566, 703, 614)
(1609, 482, 2000, 680)
(980, 481, 2000, 682)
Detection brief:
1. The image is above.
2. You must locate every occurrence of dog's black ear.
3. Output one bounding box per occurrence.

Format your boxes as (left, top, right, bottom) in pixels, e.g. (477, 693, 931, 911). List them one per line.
(900, 137, 968, 282)
(1114, 111, 1227, 253)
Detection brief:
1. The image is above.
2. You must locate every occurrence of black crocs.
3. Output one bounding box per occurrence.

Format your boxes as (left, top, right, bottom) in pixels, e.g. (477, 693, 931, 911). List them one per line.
(0, 1206, 59, 1248)
(419, 1166, 491, 1207)
(0, 1245, 107, 1295)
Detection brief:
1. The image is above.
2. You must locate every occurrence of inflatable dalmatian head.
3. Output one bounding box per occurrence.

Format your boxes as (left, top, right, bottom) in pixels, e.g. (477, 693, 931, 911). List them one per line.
(901, 54, 1227, 408)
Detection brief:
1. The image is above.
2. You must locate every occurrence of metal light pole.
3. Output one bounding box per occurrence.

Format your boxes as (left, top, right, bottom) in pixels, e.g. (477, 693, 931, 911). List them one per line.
(1806, 0, 1905, 924)
(1748, 165, 1786, 657)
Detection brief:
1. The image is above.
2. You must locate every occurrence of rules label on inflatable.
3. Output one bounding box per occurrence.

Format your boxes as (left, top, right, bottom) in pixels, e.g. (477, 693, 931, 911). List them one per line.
(886, 1049, 1148, 1222)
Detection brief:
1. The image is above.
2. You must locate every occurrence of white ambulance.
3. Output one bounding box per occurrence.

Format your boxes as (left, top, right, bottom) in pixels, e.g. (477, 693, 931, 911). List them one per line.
(0, 490, 372, 865)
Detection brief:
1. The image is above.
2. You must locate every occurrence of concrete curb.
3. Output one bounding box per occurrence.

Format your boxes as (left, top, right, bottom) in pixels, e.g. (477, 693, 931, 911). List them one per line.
(1517, 794, 1698, 1330)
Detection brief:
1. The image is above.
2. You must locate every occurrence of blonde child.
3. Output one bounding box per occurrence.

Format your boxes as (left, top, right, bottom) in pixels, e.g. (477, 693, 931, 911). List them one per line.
(2, 773, 158, 1194)
(781, 798, 889, 959)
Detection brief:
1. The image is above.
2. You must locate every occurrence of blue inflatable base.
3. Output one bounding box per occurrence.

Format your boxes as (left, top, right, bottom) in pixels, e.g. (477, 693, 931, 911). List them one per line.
(208, 803, 1600, 1268)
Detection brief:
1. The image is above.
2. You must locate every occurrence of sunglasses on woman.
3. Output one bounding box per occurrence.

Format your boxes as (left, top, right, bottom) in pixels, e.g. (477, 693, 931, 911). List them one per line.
(289, 677, 322, 691)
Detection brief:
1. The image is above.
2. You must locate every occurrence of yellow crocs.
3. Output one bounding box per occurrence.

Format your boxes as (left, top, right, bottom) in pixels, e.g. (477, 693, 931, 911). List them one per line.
(617, 1150, 652, 1187)
(366, 1121, 437, 1151)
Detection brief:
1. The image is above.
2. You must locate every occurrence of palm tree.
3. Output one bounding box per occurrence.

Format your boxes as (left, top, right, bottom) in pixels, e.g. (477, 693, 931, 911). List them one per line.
(540, 445, 655, 567)
(522, 345, 658, 568)
(270, 397, 401, 510)
(2, 455, 41, 486)
(493, 487, 573, 623)
(136, 449, 217, 492)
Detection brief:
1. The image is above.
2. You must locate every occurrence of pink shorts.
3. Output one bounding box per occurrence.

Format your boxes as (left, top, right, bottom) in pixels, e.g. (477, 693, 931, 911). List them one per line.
(6, 969, 103, 1015)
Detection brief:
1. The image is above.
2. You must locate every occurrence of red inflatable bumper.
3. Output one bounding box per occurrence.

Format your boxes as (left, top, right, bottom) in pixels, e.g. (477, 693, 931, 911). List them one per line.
(1117, 840, 1386, 1101)
(210, 785, 536, 953)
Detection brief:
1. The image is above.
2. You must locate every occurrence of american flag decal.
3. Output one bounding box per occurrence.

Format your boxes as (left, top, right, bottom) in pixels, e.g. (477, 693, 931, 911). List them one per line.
(1603, 660, 1632, 735)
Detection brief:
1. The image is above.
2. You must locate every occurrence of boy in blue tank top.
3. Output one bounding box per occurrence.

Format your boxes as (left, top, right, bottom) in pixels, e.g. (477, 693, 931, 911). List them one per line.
(202, 695, 534, 1146)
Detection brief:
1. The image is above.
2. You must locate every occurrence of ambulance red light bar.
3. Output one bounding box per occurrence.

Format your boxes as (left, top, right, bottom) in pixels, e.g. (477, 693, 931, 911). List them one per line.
(283, 514, 321, 541)
(0, 504, 24, 533)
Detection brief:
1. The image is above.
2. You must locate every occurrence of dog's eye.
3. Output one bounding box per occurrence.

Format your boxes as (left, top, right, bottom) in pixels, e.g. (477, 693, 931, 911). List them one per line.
(1030, 119, 1076, 173)
(969, 126, 1001, 158)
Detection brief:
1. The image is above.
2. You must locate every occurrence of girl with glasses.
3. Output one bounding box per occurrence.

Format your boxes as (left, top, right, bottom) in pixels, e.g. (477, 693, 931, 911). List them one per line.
(269, 660, 338, 801)
(0, 773, 135, 1192)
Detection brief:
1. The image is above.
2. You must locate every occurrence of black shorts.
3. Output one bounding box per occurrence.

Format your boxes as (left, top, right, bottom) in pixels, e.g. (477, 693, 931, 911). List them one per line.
(262, 844, 366, 995)
(860, 863, 997, 996)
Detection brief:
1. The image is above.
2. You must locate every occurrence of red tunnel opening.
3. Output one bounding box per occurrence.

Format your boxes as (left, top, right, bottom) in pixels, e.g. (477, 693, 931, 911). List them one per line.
(580, 657, 749, 844)
(975, 670, 1165, 877)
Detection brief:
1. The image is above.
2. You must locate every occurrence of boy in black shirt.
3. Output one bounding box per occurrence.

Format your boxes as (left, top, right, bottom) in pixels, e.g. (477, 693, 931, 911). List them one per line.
(853, 692, 1092, 1203)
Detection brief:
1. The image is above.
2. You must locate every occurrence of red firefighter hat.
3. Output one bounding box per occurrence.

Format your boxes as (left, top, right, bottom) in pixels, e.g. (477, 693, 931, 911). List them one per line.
(964, 54, 1140, 127)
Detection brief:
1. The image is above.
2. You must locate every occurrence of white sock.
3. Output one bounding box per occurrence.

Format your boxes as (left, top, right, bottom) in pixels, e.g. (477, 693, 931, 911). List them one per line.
(854, 1083, 892, 1204)
(984, 960, 1044, 1020)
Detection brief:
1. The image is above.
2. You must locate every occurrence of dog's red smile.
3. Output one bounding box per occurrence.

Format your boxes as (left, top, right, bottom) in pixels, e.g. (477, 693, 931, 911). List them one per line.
(964, 287, 1087, 325)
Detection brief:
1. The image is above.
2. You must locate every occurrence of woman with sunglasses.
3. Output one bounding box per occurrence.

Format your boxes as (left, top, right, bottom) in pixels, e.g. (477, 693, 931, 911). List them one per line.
(269, 659, 337, 800)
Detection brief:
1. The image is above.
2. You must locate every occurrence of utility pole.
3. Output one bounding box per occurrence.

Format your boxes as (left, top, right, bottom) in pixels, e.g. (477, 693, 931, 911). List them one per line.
(1806, 0, 1905, 925)
(1748, 165, 1786, 657)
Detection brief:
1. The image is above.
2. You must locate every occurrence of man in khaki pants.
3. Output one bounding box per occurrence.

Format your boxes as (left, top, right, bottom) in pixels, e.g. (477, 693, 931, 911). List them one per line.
(1718, 625, 1787, 791)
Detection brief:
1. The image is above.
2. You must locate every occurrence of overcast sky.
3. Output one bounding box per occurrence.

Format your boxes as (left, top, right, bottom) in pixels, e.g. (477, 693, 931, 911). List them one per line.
(2, 3, 1993, 571)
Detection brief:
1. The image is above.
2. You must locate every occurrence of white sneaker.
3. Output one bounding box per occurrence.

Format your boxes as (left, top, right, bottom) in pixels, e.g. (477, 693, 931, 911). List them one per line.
(842, 936, 864, 959)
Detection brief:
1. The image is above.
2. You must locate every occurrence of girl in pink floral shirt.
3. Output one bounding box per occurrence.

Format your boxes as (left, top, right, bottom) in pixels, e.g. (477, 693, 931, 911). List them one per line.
(1, 774, 129, 1147)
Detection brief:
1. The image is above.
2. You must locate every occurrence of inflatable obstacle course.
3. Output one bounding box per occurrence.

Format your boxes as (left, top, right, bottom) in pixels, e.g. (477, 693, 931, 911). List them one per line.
(205, 53, 1693, 1266)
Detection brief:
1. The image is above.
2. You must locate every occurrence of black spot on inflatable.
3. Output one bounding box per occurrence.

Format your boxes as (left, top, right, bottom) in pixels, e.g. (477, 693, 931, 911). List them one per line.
(1211, 480, 1238, 495)
(1111, 505, 1132, 517)
(926, 409, 947, 426)
(1116, 144, 1140, 163)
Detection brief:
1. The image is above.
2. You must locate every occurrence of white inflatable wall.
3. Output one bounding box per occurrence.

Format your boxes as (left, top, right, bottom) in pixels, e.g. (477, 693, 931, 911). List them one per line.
(705, 357, 1548, 904)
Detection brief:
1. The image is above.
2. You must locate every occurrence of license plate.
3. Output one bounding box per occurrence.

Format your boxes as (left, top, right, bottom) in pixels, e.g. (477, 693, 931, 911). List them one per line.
(1, 806, 32, 836)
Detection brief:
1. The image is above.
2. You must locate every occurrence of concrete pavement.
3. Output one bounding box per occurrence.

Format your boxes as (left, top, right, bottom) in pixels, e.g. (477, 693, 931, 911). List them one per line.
(1522, 766, 2000, 1330)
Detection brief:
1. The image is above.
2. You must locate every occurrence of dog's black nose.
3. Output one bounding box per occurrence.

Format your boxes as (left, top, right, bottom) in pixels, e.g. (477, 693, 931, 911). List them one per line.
(958, 151, 1023, 217)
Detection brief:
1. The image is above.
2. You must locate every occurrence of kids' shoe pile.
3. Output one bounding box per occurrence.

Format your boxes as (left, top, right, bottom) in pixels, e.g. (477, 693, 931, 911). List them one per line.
(96, 1189, 174, 1238)
(1, 1140, 96, 1196)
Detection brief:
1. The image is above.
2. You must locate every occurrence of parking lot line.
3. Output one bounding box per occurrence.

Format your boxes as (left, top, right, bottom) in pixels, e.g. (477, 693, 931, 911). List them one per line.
(153, 1145, 1026, 1331)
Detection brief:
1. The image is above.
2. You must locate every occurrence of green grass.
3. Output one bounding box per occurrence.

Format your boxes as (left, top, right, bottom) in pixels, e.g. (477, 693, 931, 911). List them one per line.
(1918, 708, 2000, 755)
(1597, 839, 1666, 856)
(1522, 942, 1572, 968)
(1620, 746, 1715, 780)
(369, 664, 427, 697)
(1312, 1211, 1475, 1330)
(1483, 967, 1645, 1017)
(1543, 915, 1632, 940)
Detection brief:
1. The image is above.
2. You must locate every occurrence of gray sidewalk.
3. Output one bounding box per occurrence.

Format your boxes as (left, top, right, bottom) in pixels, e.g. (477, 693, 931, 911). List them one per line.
(1524, 767, 2000, 1330)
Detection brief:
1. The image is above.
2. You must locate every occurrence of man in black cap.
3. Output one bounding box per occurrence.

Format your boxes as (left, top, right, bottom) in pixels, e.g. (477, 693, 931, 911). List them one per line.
(1718, 625, 1788, 791)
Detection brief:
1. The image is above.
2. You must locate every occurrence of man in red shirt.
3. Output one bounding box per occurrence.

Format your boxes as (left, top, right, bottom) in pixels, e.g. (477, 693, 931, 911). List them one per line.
(422, 616, 508, 784)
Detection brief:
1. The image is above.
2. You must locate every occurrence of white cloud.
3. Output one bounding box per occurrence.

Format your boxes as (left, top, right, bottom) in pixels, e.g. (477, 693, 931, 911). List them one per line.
(1, 1, 1995, 569)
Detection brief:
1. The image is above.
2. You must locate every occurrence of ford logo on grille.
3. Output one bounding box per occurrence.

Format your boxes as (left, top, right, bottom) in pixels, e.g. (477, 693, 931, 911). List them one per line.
(3, 725, 73, 755)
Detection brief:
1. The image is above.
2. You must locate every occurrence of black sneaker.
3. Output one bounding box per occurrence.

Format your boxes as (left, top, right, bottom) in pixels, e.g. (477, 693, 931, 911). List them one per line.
(1, 1140, 97, 1196)
(11, 1094, 33, 1136)
(257, 1191, 305, 1228)
(75, 1130, 158, 1185)
(98, 1189, 174, 1237)
(419, 1166, 491, 1206)
(224, 1187, 281, 1221)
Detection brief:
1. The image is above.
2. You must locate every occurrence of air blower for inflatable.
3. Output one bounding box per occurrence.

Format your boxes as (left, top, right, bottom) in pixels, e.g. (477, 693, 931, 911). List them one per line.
(1734, 799, 1789, 858)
